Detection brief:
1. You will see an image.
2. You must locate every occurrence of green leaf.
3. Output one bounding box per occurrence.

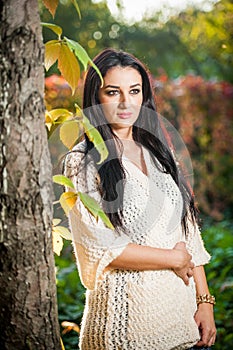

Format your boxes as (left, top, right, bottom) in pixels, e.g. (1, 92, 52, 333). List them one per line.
(64, 37, 103, 86)
(44, 40, 61, 71)
(83, 115, 108, 163)
(71, 0, 81, 19)
(81, 113, 108, 164)
(53, 175, 75, 189)
(64, 37, 89, 71)
(78, 192, 114, 229)
(74, 105, 108, 164)
(58, 42, 80, 95)
(41, 22, 62, 38)
(42, 0, 59, 18)
(89, 62, 104, 87)
(60, 120, 79, 149)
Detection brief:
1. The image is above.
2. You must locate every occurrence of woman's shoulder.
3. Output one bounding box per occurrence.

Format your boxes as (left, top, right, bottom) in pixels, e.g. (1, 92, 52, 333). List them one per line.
(72, 139, 87, 152)
(64, 140, 87, 171)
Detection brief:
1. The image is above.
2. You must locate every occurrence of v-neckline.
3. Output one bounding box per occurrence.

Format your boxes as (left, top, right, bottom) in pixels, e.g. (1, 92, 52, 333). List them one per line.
(122, 146, 149, 177)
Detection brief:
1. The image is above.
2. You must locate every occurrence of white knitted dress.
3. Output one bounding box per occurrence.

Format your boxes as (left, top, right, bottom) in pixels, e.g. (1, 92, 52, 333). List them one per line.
(64, 141, 210, 350)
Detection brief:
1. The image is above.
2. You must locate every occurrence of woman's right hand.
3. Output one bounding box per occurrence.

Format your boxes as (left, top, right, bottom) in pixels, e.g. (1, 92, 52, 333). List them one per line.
(172, 242, 194, 285)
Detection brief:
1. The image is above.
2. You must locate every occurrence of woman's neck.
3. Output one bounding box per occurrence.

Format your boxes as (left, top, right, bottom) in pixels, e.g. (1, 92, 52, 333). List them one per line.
(112, 126, 133, 140)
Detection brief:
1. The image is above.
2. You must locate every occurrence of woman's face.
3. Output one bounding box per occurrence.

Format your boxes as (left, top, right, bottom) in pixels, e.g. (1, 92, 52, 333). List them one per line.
(98, 66, 143, 134)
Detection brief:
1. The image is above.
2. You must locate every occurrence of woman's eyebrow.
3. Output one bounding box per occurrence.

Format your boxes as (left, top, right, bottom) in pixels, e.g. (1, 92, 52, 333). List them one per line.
(104, 83, 142, 89)
(104, 84, 120, 89)
(130, 83, 141, 88)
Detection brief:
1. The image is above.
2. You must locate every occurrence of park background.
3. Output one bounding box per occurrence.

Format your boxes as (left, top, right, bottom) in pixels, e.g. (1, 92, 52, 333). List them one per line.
(40, 0, 233, 349)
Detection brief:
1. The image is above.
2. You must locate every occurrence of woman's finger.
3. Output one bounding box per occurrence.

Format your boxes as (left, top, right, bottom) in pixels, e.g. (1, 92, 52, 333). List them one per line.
(187, 268, 193, 277)
(207, 331, 217, 347)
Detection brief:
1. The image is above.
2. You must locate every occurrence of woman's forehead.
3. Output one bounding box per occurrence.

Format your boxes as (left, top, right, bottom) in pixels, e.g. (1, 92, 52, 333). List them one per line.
(103, 66, 142, 86)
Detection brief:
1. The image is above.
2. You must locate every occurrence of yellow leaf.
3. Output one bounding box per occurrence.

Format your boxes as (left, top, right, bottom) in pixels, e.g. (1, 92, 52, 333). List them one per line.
(60, 120, 79, 149)
(60, 337, 65, 350)
(45, 108, 74, 138)
(42, 0, 59, 18)
(61, 321, 80, 334)
(44, 40, 61, 71)
(53, 226, 72, 240)
(58, 43, 80, 95)
(41, 23, 62, 37)
(60, 192, 77, 215)
(45, 111, 52, 123)
(53, 218, 61, 226)
(65, 37, 103, 86)
(45, 111, 53, 131)
(52, 231, 63, 256)
(48, 108, 73, 123)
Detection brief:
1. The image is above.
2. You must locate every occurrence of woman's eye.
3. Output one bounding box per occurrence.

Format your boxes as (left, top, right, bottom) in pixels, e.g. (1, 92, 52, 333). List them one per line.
(106, 90, 119, 96)
(130, 89, 141, 95)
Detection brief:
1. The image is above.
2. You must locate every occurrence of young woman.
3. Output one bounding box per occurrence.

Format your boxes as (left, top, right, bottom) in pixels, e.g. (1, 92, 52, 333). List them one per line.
(64, 48, 216, 349)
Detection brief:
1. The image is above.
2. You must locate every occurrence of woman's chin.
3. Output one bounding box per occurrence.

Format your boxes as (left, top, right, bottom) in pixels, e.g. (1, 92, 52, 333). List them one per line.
(110, 121, 134, 130)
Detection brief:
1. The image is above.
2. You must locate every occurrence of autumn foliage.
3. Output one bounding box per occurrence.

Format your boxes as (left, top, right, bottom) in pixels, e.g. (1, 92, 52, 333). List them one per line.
(155, 75, 233, 219)
(45, 74, 82, 110)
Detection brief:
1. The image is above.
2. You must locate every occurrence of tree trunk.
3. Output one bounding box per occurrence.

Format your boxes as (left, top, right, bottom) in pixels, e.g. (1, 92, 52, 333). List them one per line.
(0, 0, 61, 349)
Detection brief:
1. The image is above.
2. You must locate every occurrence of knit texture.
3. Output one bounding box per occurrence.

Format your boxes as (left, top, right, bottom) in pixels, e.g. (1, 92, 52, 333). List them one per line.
(64, 141, 210, 350)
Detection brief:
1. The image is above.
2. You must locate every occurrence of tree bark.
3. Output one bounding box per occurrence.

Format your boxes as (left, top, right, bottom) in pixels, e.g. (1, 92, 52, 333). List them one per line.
(0, 0, 61, 349)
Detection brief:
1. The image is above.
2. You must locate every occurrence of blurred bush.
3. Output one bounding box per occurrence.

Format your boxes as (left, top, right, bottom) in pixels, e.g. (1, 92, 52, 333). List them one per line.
(45, 74, 83, 111)
(155, 74, 233, 220)
(202, 218, 233, 348)
(55, 242, 85, 350)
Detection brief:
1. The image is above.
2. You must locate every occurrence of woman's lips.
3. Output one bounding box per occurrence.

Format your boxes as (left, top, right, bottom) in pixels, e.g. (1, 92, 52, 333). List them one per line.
(117, 112, 132, 119)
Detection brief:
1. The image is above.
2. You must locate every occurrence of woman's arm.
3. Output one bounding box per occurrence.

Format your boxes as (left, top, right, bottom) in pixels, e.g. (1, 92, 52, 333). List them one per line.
(108, 241, 194, 285)
(193, 266, 217, 347)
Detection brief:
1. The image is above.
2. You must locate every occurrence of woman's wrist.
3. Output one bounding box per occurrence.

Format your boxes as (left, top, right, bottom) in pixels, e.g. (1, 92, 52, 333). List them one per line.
(196, 294, 216, 306)
(168, 248, 187, 270)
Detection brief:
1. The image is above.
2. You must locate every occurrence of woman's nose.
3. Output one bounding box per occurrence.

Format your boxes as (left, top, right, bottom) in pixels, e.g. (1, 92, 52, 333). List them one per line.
(119, 92, 130, 108)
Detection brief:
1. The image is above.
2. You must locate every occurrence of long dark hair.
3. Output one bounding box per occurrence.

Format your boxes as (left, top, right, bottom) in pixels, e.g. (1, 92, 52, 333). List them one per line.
(82, 48, 198, 234)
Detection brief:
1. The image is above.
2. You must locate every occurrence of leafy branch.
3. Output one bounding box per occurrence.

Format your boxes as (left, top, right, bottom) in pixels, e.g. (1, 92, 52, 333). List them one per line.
(41, 1, 112, 256)
(52, 174, 114, 255)
(42, 22, 103, 94)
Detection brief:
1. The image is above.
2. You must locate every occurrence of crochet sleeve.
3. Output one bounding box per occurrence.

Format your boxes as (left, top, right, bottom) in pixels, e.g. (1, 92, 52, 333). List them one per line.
(185, 216, 211, 267)
(64, 144, 131, 290)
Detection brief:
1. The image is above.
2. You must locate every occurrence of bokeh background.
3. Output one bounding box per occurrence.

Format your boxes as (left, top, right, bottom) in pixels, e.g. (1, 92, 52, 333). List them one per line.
(40, 0, 233, 348)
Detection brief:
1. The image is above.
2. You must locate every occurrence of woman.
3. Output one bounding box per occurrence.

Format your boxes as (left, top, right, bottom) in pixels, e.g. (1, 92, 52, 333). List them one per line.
(64, 48, 216, 349)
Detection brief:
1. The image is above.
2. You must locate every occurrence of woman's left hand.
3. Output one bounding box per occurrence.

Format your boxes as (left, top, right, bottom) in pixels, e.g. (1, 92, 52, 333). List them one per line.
(194, 303, 217, 347)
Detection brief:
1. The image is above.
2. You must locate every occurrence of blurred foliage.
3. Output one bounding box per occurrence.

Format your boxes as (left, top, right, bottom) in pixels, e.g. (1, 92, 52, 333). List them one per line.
(45, 74, 83, 111)
(155, 74, 233, 220)
(166, 0, 233, 82)
(202, 218, 233, 349)
(40, 0, 233, 82)
(55, 242, 85, 350)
